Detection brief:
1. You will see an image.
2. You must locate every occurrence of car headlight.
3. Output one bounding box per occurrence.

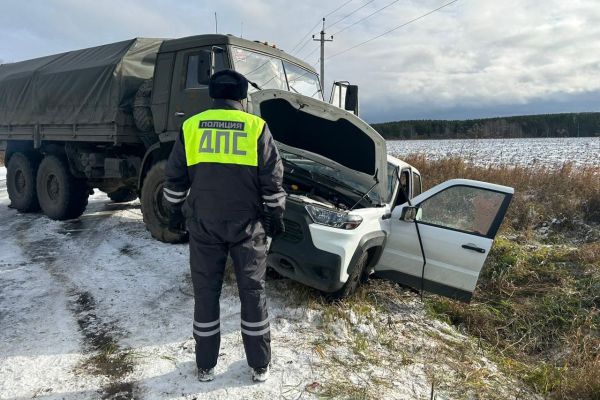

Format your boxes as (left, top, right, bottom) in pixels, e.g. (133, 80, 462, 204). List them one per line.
(305, 204, 363, 230)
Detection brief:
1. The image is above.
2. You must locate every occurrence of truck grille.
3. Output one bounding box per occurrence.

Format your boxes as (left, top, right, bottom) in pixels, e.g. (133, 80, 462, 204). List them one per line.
(281, 219, 303, 243)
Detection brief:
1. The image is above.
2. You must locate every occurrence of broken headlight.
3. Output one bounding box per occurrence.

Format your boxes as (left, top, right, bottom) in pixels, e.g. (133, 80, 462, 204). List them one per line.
(305, 204, 362, 230)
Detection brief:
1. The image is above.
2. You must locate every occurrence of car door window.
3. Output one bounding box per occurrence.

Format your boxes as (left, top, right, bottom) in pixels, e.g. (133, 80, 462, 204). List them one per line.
(394, 169, 411, 205)
(417, 185, 508, 237)
(413, 172, 422, 197)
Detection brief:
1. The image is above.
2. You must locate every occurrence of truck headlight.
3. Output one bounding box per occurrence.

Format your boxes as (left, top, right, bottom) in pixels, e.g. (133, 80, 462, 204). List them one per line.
(305, 204, 363, 230)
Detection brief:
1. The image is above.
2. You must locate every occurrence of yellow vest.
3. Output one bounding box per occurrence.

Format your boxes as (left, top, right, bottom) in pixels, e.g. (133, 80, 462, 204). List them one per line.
(182, 109, 266, 167)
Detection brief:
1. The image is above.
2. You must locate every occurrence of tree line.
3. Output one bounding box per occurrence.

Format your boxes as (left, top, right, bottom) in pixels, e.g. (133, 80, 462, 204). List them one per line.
(371, 112, 600, 140)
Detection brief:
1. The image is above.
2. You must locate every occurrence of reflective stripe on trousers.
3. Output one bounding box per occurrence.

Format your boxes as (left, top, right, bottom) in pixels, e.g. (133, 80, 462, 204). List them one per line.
(189, 217, 271, 370)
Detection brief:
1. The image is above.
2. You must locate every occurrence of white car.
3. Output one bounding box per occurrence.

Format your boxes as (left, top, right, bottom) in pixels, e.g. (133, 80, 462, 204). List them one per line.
(251, 90, 514, 301)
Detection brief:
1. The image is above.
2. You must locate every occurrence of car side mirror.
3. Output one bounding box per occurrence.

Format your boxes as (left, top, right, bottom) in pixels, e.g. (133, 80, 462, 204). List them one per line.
(400, 206, 418, 222)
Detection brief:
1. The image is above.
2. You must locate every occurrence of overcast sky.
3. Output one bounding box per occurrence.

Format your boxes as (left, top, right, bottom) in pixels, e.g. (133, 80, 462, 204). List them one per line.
(1, 0, 598, 123)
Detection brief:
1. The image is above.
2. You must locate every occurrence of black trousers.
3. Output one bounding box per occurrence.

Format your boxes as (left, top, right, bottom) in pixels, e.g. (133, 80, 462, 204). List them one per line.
(188, 218, 271, 370)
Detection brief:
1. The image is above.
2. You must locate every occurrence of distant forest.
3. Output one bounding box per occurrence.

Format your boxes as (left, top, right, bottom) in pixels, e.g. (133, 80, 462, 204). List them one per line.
(371, 112, 600, 140)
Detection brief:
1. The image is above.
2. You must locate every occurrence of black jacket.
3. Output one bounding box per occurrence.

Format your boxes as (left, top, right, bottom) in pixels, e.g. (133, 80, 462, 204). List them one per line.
(163, 99, 285, 221)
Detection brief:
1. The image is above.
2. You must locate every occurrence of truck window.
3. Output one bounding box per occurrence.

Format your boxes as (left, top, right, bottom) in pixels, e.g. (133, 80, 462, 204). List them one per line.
(231, 47, 287, 91)
(185, 48, 227, 89)
(413, 172, 422, 197)
(283, 61, 322, 99)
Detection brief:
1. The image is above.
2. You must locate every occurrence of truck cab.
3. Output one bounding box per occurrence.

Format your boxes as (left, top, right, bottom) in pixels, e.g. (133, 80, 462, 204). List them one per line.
(150, 35, 325, 140)
(140, 35, 358, 242)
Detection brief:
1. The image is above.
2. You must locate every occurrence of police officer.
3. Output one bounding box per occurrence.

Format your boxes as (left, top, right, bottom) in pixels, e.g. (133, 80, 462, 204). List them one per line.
(163, 69, 285, 383)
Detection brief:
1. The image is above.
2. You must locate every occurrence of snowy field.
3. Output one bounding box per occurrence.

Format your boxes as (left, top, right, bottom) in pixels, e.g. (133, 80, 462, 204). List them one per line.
(387, 137, 599, 167)
(0, 166, 536, 400)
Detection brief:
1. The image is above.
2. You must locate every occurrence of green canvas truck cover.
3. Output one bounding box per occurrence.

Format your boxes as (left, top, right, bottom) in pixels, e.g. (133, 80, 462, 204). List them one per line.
(0, 38, 164, 126)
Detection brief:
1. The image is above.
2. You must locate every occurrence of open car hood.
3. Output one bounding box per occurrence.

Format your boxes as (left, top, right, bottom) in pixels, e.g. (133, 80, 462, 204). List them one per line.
(249, 89, 388, 202)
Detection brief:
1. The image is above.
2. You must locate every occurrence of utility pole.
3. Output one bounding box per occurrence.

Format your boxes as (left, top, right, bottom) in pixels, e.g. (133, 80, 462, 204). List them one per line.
(214, 12, 218, 33)
(313, 18, 333, 95)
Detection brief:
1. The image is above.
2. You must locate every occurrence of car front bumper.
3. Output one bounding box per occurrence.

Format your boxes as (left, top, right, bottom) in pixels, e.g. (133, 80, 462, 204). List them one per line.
(267, 199, 345, 293)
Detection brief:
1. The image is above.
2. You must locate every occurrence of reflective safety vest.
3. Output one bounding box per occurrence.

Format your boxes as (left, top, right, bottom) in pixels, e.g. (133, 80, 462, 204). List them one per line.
(182, 109, 266, 167)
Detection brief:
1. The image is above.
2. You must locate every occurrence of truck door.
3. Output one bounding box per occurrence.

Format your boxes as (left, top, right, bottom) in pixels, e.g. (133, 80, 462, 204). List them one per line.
(167, 47, 228, 132)
(376, 179, 513, 302)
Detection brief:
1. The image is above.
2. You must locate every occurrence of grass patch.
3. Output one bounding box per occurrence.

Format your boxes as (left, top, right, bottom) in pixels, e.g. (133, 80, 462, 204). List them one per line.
(426, 238, 599, 399)
(77, 340, 136, 379)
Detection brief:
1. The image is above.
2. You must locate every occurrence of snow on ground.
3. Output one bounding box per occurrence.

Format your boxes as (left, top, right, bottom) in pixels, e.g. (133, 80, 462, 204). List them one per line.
(387, 136, 600, 167)
(0, 166, 537, 399)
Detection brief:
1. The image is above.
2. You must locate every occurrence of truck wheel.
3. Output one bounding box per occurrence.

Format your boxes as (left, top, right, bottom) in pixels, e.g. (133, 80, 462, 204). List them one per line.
(327, 251, 369, 300)
(133, 78, 154, 132)
(6, 152, 40, 212)
(36, 155, 89, 220)
(141, 160, 188, 243)
(107, 188, 137, 203)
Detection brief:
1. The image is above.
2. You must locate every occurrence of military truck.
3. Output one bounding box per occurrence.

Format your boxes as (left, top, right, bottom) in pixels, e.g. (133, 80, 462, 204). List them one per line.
(0, 34, 357, 242)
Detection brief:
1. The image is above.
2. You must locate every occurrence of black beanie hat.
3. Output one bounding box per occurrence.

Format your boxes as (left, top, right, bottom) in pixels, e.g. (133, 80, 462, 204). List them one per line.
(209, 69, 249, 101)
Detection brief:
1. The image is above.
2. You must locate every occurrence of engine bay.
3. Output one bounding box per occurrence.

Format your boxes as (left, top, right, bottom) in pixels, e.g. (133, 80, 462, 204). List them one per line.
(282, 170, 358, 211)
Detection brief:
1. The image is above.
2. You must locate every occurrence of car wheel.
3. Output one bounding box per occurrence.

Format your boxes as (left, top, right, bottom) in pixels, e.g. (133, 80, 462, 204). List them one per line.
(327, 250, 369, 300)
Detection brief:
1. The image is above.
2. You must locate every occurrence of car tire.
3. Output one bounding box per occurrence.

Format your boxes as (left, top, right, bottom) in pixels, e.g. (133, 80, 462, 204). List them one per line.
(107, 188, 137, 203)
(327, 250, 369, 300)
(36, 155, 89, 220)
(141, 160, 188, 243)
(6, 152, 40, 212)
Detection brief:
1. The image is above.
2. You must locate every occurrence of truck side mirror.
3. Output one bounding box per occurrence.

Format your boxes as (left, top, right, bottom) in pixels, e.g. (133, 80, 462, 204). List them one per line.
(400, 206, 418, 222)
(329, 81, 359, 116)
(344, 85, 359, 116)
(211, 46, 226, 75)
(195, 51, 212, 85)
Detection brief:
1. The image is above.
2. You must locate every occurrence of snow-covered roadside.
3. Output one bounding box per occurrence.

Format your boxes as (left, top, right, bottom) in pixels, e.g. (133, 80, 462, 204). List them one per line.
(0, 178, 538, 399)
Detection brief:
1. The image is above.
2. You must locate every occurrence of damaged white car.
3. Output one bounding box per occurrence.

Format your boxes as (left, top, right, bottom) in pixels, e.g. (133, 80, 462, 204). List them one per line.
(251, 90, 514, 301)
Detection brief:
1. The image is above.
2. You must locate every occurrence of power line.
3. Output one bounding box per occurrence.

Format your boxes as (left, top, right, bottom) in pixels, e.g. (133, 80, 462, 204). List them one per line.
(327, 0, 459, 60)
(289, 0, 354, 54)
(328, 0, 377, 29)
(324, 0, 355, 18)
(290, 20, 321, 54)
(299, 45, 320, 61)
(332, 0, 401, 36)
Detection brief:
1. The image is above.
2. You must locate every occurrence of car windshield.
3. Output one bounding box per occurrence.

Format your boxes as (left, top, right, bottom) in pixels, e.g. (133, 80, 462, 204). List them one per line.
(280, 149, 381, 203)
(231, 47, 322, 100)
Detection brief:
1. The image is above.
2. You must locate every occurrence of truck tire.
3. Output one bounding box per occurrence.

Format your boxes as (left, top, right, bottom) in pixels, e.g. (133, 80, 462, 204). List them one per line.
(133, 78, 154, 132)
(141, 160, 188, 243)
(107, 188, 137, 203)
(327, 251, 369, 300)
(6, 152, 40, 212)
(36, 155, 89, 220)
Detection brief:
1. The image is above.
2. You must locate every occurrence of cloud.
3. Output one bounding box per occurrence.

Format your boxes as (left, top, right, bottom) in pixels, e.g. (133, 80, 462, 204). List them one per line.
(1, 0, 598, 122)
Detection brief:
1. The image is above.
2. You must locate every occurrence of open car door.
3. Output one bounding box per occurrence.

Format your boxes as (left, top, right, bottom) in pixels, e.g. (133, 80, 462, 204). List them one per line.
(375, 179, 513, 302)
